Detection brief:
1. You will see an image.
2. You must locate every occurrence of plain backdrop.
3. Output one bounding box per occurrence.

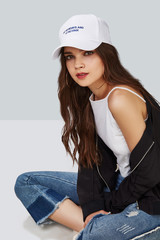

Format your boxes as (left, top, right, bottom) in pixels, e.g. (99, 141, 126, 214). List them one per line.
(0, 0, 160, 239)
(0, 0, 160, 120)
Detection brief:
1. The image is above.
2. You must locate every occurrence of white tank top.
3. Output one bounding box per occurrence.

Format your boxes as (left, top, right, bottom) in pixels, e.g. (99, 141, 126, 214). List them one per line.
(89, 87, 148, 177)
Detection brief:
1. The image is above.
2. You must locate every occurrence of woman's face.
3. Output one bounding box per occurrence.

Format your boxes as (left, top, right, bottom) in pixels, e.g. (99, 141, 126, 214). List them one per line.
(63, 47, 105, 89)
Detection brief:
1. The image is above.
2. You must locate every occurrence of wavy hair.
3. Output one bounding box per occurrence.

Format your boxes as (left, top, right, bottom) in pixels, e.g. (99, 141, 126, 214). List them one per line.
(58, 43, 158, 168)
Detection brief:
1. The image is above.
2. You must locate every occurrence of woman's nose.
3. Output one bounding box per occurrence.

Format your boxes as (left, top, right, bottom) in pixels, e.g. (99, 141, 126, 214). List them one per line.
(74, 58, 85, 69)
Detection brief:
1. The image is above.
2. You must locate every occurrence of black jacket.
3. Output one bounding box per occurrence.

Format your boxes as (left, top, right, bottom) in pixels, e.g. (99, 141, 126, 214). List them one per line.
(77, 96, 160, 221)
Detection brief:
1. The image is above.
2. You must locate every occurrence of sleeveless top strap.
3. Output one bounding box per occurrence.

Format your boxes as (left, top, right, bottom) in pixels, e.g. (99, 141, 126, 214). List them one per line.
(107, 87, 146, 103)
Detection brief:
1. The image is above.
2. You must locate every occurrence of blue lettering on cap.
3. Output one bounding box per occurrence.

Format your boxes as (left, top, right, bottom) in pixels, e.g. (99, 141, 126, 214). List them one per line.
(63, 26, 84, 35)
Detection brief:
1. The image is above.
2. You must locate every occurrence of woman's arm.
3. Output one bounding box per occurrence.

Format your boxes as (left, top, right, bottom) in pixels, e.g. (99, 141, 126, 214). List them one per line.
(108, 88, 146, 152)
(103, 89, 160, 213)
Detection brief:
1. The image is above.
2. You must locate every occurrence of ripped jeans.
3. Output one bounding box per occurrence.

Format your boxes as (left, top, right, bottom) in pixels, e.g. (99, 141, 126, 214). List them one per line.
(77, 203, 160, 240)
(14, 171, 160, 239)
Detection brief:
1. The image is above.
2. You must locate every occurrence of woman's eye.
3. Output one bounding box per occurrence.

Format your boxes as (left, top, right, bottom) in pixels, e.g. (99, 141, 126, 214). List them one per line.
(84, 51, 94, 56)
(65, 55, 73, 60)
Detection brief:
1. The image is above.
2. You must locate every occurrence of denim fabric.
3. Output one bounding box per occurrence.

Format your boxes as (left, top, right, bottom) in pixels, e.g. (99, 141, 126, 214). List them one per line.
(104, 173, 124, 192)
(15, 171, 160, 239)
(14, 171, 79, 224)
(76, 203, 160, 240)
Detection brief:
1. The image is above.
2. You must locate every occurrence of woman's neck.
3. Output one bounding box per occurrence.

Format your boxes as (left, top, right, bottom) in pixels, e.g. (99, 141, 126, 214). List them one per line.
(91, 83, 114, 101)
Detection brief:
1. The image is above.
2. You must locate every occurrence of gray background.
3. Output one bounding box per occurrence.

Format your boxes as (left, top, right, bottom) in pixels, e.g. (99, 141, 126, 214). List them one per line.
(0, 0, 160, 120)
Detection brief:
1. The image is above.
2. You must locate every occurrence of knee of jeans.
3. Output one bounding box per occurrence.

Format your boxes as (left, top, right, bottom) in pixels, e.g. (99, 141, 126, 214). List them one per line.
(14, 172, 32, 198)
(84, 214, 105, 235)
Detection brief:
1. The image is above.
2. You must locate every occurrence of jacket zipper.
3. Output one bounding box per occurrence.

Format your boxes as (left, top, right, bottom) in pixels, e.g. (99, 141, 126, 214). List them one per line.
(96, 133, 155, 193)
(136, 200, 139, 210)
(97, 165, 111, 191)
(129, 141, 155, 174)
(112, 142, 155, 176)
(95, 135, 111, 191)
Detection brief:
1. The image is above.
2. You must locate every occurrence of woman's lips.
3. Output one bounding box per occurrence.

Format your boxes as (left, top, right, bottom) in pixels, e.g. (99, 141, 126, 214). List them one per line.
(76, 73, 89, 79)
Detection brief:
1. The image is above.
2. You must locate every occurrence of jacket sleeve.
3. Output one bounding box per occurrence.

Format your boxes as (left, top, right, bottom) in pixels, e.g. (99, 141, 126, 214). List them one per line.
(77, 134, 118, 221)
(104, 128, 160, 213)
(77, 163, 106, 221)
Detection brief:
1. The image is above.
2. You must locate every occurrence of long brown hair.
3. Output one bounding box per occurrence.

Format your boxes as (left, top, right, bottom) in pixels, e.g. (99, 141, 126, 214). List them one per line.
(58, 43, 158, 168)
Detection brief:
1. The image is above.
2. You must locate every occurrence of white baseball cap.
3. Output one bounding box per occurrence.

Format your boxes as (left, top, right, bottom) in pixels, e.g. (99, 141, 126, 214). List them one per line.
(52, 14, 112, 59)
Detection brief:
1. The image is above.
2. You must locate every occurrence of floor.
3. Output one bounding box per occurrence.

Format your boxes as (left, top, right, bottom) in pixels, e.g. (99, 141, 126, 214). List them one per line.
(0, 120, 78, 240)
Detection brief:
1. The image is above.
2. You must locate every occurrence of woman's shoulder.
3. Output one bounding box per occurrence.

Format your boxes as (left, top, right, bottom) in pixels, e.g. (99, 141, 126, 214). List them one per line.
(108, 84, 145, 105)
(108, 85, 147, 121)
(108, 84, 144, 100)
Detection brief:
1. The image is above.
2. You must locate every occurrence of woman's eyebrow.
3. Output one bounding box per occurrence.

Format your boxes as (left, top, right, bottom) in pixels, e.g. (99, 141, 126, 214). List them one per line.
(64, 52, 72, 55)
(64, 50, 84, 55)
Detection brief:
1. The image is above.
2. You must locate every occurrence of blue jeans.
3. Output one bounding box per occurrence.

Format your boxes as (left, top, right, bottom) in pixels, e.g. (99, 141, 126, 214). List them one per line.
(14, 171, 160, 239)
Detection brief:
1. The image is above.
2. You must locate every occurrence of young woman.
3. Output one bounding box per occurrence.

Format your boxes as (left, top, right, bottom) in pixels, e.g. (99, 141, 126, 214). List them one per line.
(15, 14, 160, 240)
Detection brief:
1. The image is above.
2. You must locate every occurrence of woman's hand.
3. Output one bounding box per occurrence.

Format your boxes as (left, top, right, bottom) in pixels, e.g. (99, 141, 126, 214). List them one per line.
(84, 210, 110, 228)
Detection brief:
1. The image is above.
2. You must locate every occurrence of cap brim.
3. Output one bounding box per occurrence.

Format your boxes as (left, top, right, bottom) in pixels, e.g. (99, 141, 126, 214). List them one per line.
(52, 40, 102, 60)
